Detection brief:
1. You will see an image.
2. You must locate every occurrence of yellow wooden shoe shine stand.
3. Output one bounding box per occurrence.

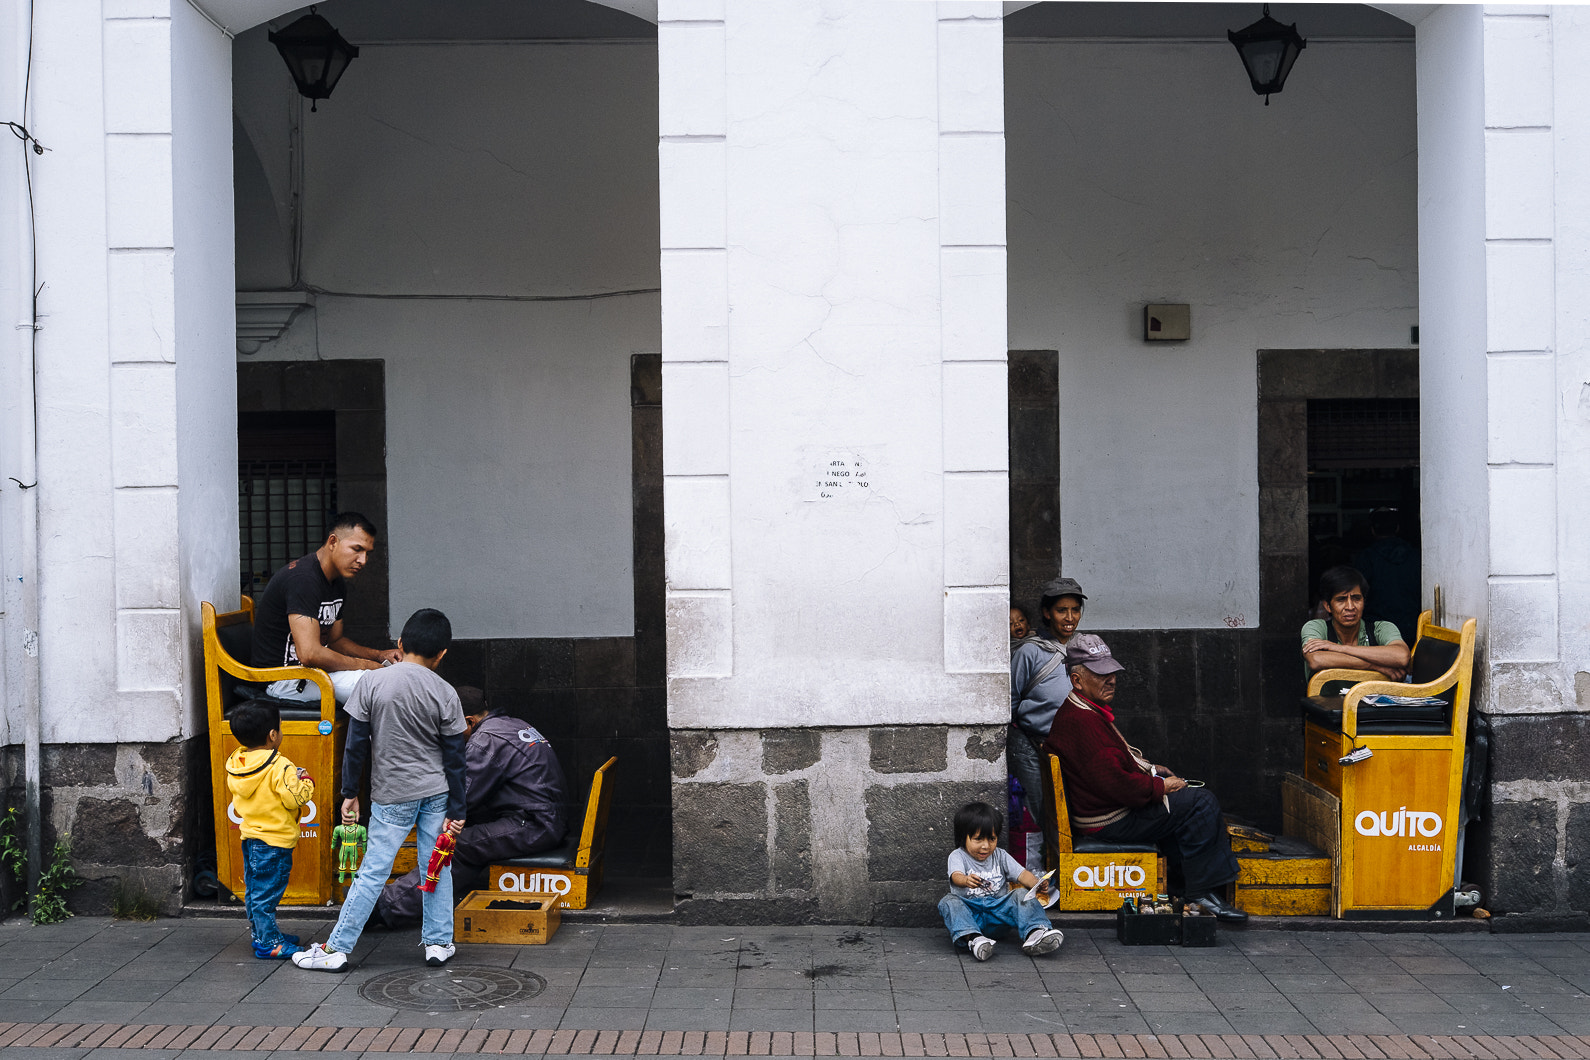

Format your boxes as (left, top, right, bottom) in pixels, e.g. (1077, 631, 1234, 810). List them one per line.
(202, 599, 344, 906)
(1298, 611, 1477, 918)
(1041, 754, 1167, 911)
(486, 757, 616, 911)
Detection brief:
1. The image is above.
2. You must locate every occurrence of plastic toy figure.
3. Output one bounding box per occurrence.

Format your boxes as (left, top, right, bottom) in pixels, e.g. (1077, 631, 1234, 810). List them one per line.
(331, 823, 367, 883)
(418, 831, 456, 893)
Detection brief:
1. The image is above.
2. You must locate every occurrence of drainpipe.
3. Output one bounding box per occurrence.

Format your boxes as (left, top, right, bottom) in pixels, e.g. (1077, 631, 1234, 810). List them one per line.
(9, 0, 43, 898)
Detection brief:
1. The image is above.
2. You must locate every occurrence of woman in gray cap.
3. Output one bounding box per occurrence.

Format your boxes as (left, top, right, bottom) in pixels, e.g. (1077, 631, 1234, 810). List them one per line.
(1008, 576, 1086, 864)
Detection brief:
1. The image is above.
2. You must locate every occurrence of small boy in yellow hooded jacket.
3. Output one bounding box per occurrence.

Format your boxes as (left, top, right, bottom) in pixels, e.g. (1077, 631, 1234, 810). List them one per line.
(226, 700, 315, 959)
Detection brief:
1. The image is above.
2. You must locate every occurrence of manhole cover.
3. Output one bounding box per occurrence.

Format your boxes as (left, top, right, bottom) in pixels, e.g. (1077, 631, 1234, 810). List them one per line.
(357, 967, 546, 1011)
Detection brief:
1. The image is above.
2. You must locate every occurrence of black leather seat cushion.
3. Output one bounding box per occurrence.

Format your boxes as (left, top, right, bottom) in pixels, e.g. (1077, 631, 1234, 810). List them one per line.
(496, 834, 578, 868)
(1073, 837, 1160, 854)
(216, 621, 324, 720)
(1300, 635, 1459, 735)
(1300, 696, 1450, 735)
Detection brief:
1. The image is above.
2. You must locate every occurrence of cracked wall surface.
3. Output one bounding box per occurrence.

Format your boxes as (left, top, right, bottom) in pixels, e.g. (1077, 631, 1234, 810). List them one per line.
(2, 739, 204, 917)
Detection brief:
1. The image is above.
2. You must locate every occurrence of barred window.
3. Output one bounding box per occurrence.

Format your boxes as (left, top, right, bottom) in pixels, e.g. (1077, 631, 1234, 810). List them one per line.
(239, 413, 337, 594)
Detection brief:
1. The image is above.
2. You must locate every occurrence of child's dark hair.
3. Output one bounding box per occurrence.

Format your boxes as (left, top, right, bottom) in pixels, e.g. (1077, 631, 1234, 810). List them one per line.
(954, 801, 1002, 848)
(400, 608, 452, 658)
(231, 700, 280, 749)
(1318, 565, 1368, 604)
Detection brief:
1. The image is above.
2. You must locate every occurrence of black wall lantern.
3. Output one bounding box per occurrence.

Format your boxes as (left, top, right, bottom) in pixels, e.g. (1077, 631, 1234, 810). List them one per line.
(1227, 5, 1306, 105)
(268, 7, 360, 112)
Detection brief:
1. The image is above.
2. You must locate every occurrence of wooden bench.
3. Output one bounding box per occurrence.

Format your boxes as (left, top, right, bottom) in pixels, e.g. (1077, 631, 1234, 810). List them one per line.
(202, 598, 344, 906)
(1041, 753, 1167, 910)
(486, 757, 616, 910)
(1296, 610, 1477, 918)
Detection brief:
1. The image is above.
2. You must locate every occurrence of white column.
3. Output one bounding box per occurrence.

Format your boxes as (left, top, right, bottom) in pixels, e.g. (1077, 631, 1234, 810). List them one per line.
(938, 2, 1009, 675)
(1481, 6, 1557, 697)
(1555, 7, 1590, 712)
(659, 0, 734, 685)
(660, 0, 1009, 728)
(1419, 5, 1580, 714)
(12, 0, 233, 745)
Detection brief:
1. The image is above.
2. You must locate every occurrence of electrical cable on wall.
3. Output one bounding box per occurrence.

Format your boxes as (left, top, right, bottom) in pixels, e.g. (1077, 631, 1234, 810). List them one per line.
(6, 0, 46, 902)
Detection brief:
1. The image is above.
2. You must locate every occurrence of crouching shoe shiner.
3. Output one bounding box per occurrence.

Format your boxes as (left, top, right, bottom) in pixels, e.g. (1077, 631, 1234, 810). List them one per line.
(1043, 634, 1247, 923)
(372, 687, 568, 927)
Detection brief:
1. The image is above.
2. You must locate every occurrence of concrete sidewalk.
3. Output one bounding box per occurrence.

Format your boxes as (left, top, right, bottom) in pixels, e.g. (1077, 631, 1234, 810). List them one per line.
(0, 916, 1587, 1059)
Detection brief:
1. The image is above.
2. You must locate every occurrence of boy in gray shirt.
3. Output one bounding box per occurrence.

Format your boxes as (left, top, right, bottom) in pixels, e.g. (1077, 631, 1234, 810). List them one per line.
(294, 608, 468, 972)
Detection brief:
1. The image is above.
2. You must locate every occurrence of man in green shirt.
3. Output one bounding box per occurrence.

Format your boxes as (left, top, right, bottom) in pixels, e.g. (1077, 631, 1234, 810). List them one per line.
(1300, 565, 1411, 688)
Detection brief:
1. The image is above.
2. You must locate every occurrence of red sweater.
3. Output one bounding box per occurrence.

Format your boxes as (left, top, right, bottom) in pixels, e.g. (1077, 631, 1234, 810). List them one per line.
(1042, 693, 1165, 831)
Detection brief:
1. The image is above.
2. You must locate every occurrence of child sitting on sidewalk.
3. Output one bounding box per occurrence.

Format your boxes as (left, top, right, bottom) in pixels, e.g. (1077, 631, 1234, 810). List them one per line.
(225, 700, 315, 959)
(293, 608, 469, 973)
(939, 801, 1064, 961)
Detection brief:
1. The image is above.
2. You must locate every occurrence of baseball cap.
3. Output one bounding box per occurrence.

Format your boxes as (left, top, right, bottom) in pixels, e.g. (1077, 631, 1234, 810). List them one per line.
(1064, 633, 1124, 675)
(1041, 576, 1087, 602)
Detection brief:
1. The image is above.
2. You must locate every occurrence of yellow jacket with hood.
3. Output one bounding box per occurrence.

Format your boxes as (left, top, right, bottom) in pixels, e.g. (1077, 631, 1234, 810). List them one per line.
(226, 746, 315, 849)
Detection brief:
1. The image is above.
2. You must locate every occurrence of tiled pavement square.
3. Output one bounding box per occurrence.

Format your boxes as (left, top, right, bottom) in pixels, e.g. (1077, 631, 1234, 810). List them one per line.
(1129, 991, 1218, 1012)
(1222, 1011, 1321, 1034)
(727, 1010, 814, 1032)
(644, 1007, 733, 1030)
(1, 919, 1588, 1047)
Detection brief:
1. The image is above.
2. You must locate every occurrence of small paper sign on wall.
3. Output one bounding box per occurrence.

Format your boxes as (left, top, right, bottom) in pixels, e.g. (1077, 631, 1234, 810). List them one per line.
(808, 451, 872, 503)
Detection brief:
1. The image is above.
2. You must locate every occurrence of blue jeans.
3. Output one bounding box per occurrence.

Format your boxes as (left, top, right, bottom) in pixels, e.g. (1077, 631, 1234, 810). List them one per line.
(328, 793, 453, 952)
(938, 890, 1052, 947)
(242, 838, 294, 953)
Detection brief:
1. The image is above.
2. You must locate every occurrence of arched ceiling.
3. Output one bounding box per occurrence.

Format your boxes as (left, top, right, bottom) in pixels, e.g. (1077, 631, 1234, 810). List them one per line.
(1003, 3, 1415, 39)
(193, 0, 656, 37)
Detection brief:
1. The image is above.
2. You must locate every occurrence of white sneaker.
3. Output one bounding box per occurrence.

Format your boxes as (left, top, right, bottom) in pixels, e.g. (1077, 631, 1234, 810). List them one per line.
(969, 935, 995, 962)
(292, 943, 348, 972)
(425, 942, 455, 967)
(1022, 927, 1065, 956)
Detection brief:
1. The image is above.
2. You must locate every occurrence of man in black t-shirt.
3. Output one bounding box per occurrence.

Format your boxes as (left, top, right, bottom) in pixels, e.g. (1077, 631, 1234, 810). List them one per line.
(251, 512, 400, 704)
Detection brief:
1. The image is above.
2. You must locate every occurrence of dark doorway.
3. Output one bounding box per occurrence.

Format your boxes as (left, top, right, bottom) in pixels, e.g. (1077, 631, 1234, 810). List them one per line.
(1306, 398, 1421, 641)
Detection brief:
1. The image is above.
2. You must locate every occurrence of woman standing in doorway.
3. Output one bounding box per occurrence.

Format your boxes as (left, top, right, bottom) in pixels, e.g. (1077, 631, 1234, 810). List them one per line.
(1008, 576, 1086, 865)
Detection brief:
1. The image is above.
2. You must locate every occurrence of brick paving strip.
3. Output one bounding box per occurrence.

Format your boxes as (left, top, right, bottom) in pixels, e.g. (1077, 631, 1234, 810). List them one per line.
(0, 1024, 1586, 1058)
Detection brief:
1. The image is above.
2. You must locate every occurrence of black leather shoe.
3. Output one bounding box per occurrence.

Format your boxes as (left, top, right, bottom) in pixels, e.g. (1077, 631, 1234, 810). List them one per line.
(1187, 892, 1249, 923)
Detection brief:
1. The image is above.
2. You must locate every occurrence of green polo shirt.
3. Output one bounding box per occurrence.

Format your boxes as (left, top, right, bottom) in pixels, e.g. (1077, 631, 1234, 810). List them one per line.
(1300, 618, 1404, 686)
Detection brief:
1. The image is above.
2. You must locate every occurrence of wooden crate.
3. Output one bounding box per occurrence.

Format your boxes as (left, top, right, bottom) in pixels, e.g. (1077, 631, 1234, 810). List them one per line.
(456, 890, 562, 945)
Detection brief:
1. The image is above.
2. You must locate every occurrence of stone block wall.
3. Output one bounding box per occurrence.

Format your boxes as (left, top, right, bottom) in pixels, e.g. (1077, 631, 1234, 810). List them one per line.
(1477, 714, 1590, 918)
(669, 725, 1005, 926)
(1, 738, 202, 918)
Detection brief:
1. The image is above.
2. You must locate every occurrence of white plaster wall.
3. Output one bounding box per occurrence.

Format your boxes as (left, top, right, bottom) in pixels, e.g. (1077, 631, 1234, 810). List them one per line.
(0, 2, 25, 747)
(1415, 6, 1491, 637)
(172, 0, 241, 736)
(662, 0, 1010, 729)
(1007, 40, 1418, 630)
(31, 1, 122, 741)
(236, 40, 658, 639)
(1555, 6, 1590, 711)
(315, 296, 652, 640)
